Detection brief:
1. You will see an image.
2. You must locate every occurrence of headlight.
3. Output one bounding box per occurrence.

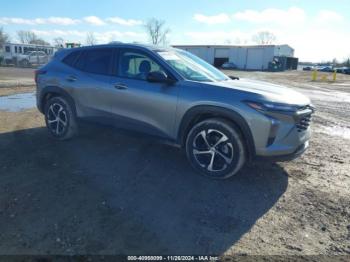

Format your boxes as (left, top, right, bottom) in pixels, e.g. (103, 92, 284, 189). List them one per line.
(244, 101, 299, 112)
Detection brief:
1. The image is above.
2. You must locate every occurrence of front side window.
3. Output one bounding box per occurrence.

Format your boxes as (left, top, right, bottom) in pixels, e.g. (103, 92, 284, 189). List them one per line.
(157, 49, 229, 82)
(75, 48, 113, 75)
(118, 50, 166, 80)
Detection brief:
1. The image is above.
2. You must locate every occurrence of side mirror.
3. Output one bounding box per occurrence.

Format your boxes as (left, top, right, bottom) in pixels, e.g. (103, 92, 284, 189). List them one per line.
(147, 71, 175, 84)
(229, 76, 240, 80)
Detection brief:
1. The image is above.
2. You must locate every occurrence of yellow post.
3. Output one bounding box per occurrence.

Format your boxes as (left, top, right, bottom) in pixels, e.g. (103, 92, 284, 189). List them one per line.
(312, 69, 317, 81)
(333, 70, 337, 81)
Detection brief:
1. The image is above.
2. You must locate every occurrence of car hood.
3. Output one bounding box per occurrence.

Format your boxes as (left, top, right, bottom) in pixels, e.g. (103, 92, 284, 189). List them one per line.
(209, 78, 311, 106)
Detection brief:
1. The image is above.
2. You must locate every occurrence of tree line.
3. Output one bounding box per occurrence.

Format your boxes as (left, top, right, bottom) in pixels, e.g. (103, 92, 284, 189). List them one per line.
(0, 21, 277, 48)
(1, 21, 350, 67)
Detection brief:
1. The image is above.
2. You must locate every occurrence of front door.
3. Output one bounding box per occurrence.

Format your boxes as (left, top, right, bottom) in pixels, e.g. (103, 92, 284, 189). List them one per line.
(109, 48, 179, 139)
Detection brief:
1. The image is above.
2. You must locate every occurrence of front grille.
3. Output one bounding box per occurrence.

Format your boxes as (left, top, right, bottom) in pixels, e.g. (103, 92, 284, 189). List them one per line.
(296, 114, 312, 131)
(295, 105, 314, 132)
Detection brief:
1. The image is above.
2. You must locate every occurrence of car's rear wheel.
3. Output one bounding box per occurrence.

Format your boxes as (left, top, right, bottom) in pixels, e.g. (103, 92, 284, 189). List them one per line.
(44, 96, 78, 140)
(185, 118, 246, 179)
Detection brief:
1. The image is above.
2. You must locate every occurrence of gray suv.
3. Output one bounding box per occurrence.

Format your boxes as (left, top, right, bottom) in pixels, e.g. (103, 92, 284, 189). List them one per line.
(36, 43, 314, 179)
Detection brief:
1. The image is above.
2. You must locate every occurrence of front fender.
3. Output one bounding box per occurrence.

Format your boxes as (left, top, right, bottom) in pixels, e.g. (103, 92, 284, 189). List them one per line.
(177, 105, 256, 159)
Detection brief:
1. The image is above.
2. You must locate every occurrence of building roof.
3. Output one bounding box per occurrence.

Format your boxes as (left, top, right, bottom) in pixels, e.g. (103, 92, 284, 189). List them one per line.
(5, 42, 54, 48)
(172, 44, 293, 50)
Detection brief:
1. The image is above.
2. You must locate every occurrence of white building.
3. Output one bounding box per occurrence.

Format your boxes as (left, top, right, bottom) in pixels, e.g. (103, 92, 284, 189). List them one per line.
(172, 44, 298, 71)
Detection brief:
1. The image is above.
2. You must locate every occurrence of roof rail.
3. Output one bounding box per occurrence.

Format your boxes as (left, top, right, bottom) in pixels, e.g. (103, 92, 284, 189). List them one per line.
(108, 41, 124, 44)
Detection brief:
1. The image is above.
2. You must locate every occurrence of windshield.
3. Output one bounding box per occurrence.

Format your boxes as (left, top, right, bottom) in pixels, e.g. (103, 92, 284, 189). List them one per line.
(157, 49, 229, 82)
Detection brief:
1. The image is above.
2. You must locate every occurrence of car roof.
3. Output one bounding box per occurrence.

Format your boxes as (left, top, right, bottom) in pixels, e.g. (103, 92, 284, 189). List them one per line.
(69, 43, 174, 53)
(54, 43, 182, 61)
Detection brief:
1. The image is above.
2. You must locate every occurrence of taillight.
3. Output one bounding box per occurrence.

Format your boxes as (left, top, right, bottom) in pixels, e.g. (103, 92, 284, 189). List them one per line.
(34, 70, 46, 84)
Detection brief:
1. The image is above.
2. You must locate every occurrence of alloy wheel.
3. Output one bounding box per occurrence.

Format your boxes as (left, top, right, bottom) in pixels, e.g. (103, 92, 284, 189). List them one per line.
(192, 129, 234, 172)
(47, 103, 68, 136)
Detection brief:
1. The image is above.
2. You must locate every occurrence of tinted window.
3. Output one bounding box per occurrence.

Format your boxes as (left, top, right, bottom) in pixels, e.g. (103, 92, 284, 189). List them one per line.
(62, 51, 81, 67)
(76, 48, 113, 75)
(118, 50, 165, 80)
(157, 50, 229, 82)
(5, 46, 10, 52)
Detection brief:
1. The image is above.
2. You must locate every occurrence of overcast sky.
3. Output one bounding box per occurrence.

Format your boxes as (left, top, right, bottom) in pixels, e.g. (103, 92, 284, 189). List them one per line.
(1, 0, 349, 62)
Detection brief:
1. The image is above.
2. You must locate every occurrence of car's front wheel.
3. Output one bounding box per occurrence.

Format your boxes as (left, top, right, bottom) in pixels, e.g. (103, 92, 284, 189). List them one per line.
(185, 118, 246, 179)
(21, 59, 29, 67)
(44, 96, 78, 140)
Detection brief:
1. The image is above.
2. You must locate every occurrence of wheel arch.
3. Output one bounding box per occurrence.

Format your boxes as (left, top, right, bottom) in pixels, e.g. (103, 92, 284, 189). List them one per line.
(39, 86, 76, 115)
(178, 105, 256, 160)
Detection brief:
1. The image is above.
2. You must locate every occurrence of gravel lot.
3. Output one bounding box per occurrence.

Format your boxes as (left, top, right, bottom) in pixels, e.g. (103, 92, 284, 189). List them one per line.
(0, 67, 349, 257)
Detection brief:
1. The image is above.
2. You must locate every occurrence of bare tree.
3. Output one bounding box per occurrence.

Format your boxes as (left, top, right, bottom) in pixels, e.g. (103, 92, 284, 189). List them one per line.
(17, 30, 37, 44)
(233, 38, 241, 45)
(86, 32, 97, 46)
(17, 30, 49, 45)
(332, 58, 338, 67)
(0, 27, 10, 48)
(144, 18, 170, 46)
(252, 31, 276, 45)
(53, 37, 65, 48)
(32, 38, 50, 46)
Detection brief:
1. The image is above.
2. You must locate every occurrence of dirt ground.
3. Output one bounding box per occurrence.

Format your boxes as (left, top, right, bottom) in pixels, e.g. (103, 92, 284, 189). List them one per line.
(0, 67, 349, 258)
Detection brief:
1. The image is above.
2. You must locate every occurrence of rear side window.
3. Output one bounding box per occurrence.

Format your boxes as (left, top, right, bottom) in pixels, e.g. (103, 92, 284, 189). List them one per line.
(62, 51, 81, 67)
(75, 48, 113, 75)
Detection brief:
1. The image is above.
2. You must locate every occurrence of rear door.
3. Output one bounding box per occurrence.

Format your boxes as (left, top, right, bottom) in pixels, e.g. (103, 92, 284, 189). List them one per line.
(63, 48, 117, 118)
(29, 52, 37, 64)
(38, 51, 48, 64)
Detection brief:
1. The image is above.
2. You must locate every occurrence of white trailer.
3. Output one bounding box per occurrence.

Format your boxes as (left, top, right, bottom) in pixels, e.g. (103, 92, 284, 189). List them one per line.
(1, 43, 56, 67)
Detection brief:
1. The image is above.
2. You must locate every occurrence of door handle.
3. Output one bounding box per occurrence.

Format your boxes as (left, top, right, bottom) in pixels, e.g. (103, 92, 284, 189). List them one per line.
(114, 83, 128, 90)
(66, 75, 77, 82)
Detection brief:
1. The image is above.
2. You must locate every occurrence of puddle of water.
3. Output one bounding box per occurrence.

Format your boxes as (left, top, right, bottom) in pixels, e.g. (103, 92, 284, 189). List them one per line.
(0, 92, 36, 112)
(320, 126, 350, 140)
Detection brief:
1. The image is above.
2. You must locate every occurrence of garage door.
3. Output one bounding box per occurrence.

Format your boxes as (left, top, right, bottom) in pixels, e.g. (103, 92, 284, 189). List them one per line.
(246, 48, 264, 70)
(215, 48, 229, 58)
(214, 48, 229, 67)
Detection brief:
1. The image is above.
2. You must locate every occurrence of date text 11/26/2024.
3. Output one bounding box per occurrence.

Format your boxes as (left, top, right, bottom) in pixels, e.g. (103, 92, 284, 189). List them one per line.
(127, 256, 219, 261)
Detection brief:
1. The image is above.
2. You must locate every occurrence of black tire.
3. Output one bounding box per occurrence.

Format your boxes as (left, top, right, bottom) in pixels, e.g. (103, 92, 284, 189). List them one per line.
(185, 118, 246, 179)
(21, 59, 29, 68)
(44, 96, 78, 140)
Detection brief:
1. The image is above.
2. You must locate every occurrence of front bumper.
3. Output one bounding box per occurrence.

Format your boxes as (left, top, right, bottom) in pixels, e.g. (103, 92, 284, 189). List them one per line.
(253, 105, 314, 160)
(256, 140, 309, 162)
